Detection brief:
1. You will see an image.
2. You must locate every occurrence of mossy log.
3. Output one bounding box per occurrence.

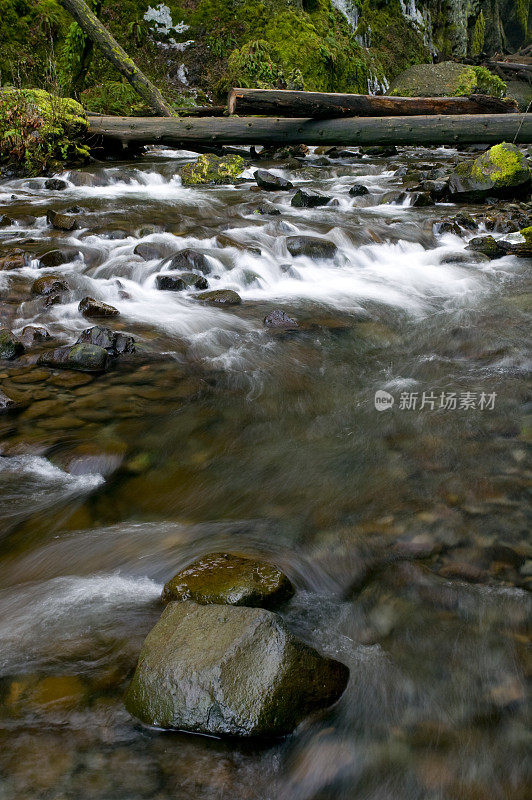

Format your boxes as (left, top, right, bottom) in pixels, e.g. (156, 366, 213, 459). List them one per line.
(59, 0, 172, 117)
(86, 114, 532, 149)
(227, 88, 517, 117)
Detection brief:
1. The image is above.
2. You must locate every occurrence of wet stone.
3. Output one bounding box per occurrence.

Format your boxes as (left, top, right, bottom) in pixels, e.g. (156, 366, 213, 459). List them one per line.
(156, 274, 186, 291)
(264, 309, 299, 330)
(125, 601, 349, 736)
(46, 210, 78, 231)
(254, 169, 293, 191)
(76, 326, 135, 356)
(39, 343, 109, 372)
(466, 236, 507, 259)
(255, 203, 281, 216)
(162, 552, 295, 607)
(32, 275, 69, 296)
(134, 241, 176, 260)
(0, 329, 24, 360)
(196, 289, 242, 305)
(349, 184, 369, 197)
(178, 272, 209, 289)
(164, 248, 212, 275)
(20, 326, 52, 346)
(0, 390, 23, 413)
(79, 297, 119, 318)
(286, 236, 338, 259)
(38, 249, 74, 268)
(438, 562, 488, 583)
(67, 170, 107, 187)
(291, 188, 331, 208)
(0, 250, 31, 270)
(44, 178, 68, 191)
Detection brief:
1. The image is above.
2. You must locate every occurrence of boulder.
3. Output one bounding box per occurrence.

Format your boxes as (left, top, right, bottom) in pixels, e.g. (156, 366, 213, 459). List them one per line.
(39, 343, 109, 372)
(264, 309, 299, 330)
(32, 275, 69, 295)
(39, 249, 73, 268)
(196, 289, 242, 305)
(162, 553, 294, 607)
(67, 170, 107, 187)
(291, 188, 331, 208)
(254, 170, 293, 191)
(216, 234, 262, 255)
(255, 203, 281, 216)
(0, 249, 31, 270)
(76, 326, 135, 356)
(125, 601, 349, 736)
(0, 329, 24, 360)
(448, 142, 531, 201)
(78, 297, 119, 318)
(164, 249, 212, 275)
(156, 274, 186, 292)
(46, 210, 78, 231)
(466, 236, 507, 259)
(520, 226, 532, 245)
(178, 272, 209, 289)
(45, 178, 68, 191)
(359, 145, 397, 157)
(21, 325, 52, 345)
(0, 390, 22, 413)
(389, 62, 505, 98)
(286, 236, 337, 259)
(0, 215, 13, 226)
(134, 241, 176, 261)
(349, 184, 369, 197)
(181, 154, 246, 186)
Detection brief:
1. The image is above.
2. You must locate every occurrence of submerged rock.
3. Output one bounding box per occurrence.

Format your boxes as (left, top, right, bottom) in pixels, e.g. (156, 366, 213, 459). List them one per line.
(196, 289, 242, 305)
(78, 297, 119, 318)
(216, 234, 262, 255)
(164, 249, 212, 275)
(39, 343, 109, 372)
(255, 203, 281, 216)
(134, 241, 176, 261)
(264, 309, 299, 330)
(0, 329, 24, 360)
(449, 143, 531, 201)
(162, 553, 294, 607)
(0, 390, 23, 413)
(76, 326, 135, 356)
(291, 188, 331, 208)
(254, 170, 293, 191)
(125, 601, 349, 736)
(46, 210, 78, 231)
(20, 325, 52, 346)
(181, 154, 246, 186)
(178, 272, 209, 289)
(286, 236, 337, 259)
(32, 275, 69, 296)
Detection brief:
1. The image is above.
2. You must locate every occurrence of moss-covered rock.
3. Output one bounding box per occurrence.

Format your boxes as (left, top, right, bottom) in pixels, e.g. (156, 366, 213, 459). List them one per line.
(0, 88, 88, 176)
(181, 153, 246, 185)
(520, 226, 532, 245)
(389, 61, 506, 98)
(39, 343, 109, 372)
(125, 601, 349, 735)
(162, 552, 294, 607)
(449, 142, 531, 200)
(0, 329, 24, 360)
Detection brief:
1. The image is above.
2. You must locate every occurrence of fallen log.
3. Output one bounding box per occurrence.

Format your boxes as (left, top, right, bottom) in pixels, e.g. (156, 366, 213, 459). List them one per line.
(59, 0, 172, 117)
(227, 88, 517, 117)
(86, 114, 532, 149)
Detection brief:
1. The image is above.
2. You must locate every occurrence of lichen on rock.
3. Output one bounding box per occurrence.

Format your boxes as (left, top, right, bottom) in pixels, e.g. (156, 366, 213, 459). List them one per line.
(180, 153, 246, 185)
(449, 142, 531, 201)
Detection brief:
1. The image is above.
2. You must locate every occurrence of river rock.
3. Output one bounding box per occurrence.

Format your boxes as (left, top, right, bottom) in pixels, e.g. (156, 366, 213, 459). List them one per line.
(0, 329, 24, 360)
(349, 184, 369, 197)
(359, 145, 397, 157)
(286, 236, 337, 259)
(39, 343, 109, 372)
(389, 61, 504, 98)
(264, 309, 299, 330)
(181, 154, 246, 185)
(466, 235, 507, 259)
(39, 249, 73, 268)
(134, 241, 176, 261)
(255, 203, 281, 216)
(0, 214, 13, 226)
(46, 210, 78, 231)
(164, 249, 212, 275)
(156, 274, 186, 292)
(32, 275, 69, 296)
(254, 170, 293, 191)
(0, 249, 31, 270)
(67, 170, 107, 187)
(291, 188, 331, 208)
(448, 143, 531, 201)
(162, 553, 294, 607)
(196, 289, 242, 305)
(124, 601, 349, 736)
(178, 272, 209, 289)
(21, 325, 52, 345)
(76, 326, 135, 356)
(0, 390, 22, 413)
(216, 234, 262, 255)
(45, 178, 68, 191)
(79, 297, 119, 318)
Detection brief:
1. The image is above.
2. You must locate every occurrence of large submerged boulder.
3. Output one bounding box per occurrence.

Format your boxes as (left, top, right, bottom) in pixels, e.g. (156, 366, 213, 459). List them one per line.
(449, 142, 531, 201)
(389, 62, 506, 98)
(162, 552, 294, 607)
(125, 601, 348, 736)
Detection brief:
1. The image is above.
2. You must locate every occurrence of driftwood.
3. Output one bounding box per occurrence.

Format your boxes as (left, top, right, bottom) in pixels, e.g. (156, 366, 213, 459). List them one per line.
(86, 113, 532, 150)
(59, 0, 172, 117)
(227, 88, 517, 117)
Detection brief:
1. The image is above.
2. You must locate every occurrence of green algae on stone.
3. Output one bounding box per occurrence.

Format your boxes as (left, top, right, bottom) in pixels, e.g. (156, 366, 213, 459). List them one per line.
(162, 552, 294, 608)
(0, 88, 88, 176)
(520, 226, 532, 245)
(449, 143, 531, 200)
(125, 601, 348, 736)
(181, 154, 246, 186)
(389, 61, 506, 98)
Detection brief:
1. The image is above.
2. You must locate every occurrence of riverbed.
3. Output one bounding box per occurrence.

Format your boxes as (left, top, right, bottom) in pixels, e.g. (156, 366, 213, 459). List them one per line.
(0, 145, 530, 799)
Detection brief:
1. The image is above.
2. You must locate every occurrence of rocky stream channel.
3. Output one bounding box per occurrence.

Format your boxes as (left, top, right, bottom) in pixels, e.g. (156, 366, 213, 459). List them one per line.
(0, 143, 530, 799)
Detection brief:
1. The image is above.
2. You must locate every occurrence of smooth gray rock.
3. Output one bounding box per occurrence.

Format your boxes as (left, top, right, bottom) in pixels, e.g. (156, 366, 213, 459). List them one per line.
(125, 601, 349, 736)
(286, 236, 337, 259)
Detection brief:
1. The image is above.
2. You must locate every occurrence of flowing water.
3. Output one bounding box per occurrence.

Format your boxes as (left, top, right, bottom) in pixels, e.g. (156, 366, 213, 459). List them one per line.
(0, 146, 530, 799)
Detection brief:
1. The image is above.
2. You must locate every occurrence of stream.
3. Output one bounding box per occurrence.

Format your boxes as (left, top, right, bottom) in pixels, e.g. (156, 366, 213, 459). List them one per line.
(0, 144, 530, 800)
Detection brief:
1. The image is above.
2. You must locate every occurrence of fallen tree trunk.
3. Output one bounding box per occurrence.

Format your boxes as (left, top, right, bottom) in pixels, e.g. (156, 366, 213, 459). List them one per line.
(59, 0, 172, 117)
(227, 88, 517, 117)
(489, 61, 532, 74)
(86, 113, 532, 149)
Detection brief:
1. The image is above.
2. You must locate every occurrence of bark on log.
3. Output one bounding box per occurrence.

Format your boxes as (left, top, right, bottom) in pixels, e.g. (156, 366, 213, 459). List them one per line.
(489, 61, 532, 74)
(59, 0, 172, 117)
(227, 88, 517, 117)
(86, 113, 532, 149)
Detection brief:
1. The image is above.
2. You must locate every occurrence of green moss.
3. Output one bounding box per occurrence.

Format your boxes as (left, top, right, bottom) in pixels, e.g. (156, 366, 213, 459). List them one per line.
(0, 88, 88, 176)
(471, 11, 485, 56)
(471, 142, 531, 187)
(520, 226, 532, 245)
(181, 153, 246, 185)
(517, 0, 530, 34)
(81, 81, 151, 115)
(455, 66, 506, 99)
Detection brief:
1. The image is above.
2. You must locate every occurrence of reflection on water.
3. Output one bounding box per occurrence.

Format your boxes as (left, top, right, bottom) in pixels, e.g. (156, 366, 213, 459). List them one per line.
(0, 145, 530, 799)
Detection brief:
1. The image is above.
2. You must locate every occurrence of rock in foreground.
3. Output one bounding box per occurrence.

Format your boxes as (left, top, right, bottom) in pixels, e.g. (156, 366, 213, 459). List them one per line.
(125, 602, 348, 736)
(162, 552, 294, 607)
(449, 143, 531, 201)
